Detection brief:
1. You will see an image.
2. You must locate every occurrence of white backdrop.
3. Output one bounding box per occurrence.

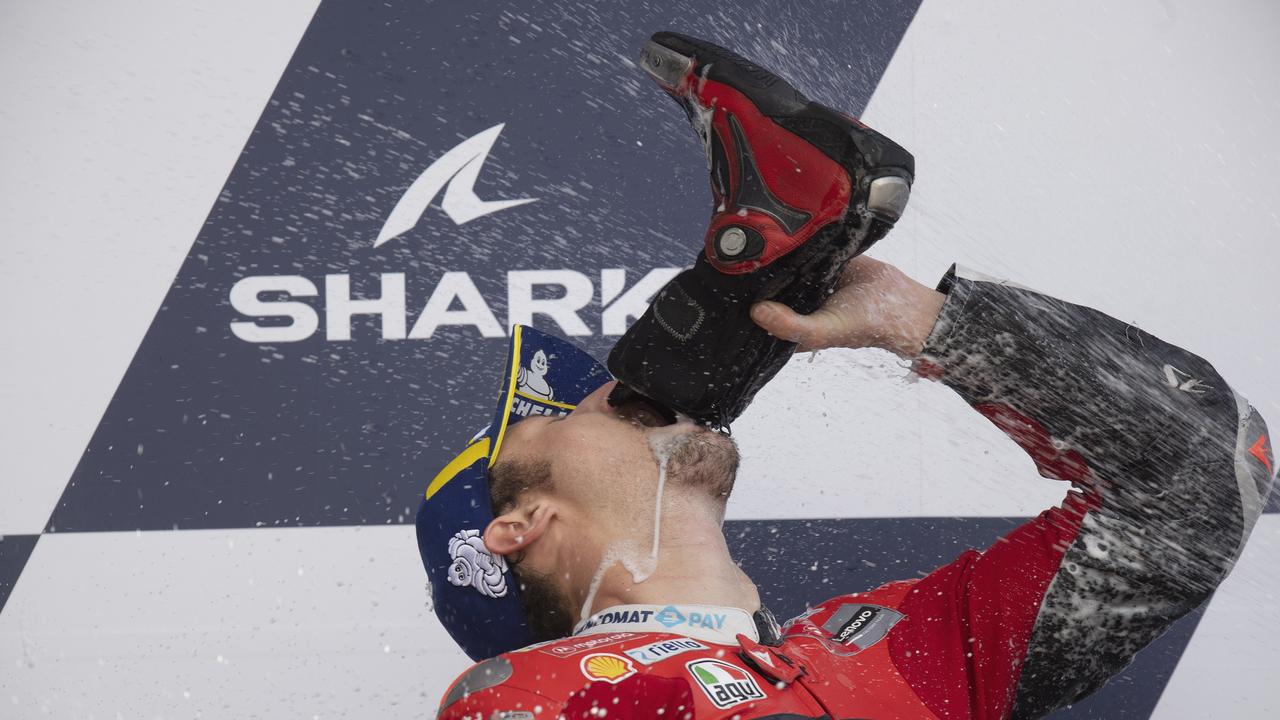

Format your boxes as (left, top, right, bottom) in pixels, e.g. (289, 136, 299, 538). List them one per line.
(1, 0, 1277, 717)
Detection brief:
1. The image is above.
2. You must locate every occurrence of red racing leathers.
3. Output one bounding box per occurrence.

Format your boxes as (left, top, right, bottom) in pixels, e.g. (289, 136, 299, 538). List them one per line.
(437, 265, 1276, 720)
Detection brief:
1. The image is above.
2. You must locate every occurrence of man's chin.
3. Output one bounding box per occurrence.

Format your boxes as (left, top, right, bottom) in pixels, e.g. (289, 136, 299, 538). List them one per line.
(664, 428, 739, 499)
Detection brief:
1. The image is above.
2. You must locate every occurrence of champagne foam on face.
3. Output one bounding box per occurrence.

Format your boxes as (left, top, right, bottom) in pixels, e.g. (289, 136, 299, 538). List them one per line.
(577, 414, 700, 621)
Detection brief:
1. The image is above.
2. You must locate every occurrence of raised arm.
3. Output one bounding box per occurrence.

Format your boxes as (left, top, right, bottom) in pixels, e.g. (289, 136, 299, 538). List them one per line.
(753, 258, 1276, 719)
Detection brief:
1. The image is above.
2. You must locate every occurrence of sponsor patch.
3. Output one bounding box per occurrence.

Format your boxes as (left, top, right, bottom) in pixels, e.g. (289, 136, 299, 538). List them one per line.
(686, 659, 766, 709)
(580, 653, 637, 684)
(578, 604, 728, 632)
(624, 638, 707, 665)
(580, 608, 656, 631)
(654, 604, 725, 631)
(490, 713, 534, 720)
(821, 604, 904, 648)
(534, 632, 634, 658)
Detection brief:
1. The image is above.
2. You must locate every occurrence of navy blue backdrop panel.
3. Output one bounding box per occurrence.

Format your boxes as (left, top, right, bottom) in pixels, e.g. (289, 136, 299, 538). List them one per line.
(0, 535, 40, 615)
(48, 0, 921, 534)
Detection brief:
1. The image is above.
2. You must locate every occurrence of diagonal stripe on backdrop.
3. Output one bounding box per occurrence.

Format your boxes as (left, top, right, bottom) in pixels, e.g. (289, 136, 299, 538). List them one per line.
(0, 535, 39, 615)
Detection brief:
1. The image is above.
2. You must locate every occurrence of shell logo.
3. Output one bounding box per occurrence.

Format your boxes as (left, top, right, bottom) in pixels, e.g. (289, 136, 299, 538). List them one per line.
(579, 652, 637, 684)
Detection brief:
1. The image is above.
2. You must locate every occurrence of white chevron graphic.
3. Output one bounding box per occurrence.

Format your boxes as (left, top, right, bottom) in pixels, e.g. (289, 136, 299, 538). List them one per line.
(373, 123, 537, 247)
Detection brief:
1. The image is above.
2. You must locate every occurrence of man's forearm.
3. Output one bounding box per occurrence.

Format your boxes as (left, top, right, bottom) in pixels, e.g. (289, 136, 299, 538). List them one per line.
(914, 263, 1273, 591)
(909, 263, 1275, 717)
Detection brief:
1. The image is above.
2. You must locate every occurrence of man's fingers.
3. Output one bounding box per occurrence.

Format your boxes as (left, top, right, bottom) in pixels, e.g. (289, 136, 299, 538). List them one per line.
(750, 301, 824, 348)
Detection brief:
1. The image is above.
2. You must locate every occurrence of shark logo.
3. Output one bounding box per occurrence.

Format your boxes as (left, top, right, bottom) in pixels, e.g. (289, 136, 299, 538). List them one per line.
(374, 123, 537, 247)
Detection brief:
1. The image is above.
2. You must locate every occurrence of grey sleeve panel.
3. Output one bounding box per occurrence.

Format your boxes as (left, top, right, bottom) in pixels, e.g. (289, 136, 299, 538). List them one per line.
(917, 265, 1275, 719)
(1230, 393, 1275, 559)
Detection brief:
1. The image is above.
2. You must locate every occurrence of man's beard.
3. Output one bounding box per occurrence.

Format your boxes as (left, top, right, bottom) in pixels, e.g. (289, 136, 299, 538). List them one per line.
(514, 565, 576, 643)
(663, 429, 740, 502)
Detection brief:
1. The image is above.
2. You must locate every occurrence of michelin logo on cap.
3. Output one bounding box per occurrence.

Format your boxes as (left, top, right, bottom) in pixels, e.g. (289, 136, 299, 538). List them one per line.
(516, 349, 554, 400)
(511, 348, 570, 420)
(447, 529, 508, 598)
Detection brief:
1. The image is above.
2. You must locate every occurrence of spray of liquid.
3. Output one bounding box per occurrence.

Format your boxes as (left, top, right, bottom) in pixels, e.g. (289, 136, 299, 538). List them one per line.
(576, 414, 698, 623)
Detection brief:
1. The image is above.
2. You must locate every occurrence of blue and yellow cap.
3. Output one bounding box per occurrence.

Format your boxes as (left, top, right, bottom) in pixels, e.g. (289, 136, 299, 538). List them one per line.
(415, 325, 611, 661)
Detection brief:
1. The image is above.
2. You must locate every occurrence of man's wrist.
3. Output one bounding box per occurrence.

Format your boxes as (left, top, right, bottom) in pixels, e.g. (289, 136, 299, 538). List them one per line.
(883, 283, 946, 358)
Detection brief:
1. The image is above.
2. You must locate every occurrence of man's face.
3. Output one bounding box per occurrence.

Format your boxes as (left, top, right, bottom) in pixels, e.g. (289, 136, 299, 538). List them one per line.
(487, 380, 740, 639)
(494, 380, 740, 517)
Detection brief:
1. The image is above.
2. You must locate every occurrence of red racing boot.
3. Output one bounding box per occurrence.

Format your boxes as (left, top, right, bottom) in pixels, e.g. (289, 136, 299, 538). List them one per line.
(608, 31, 915, 428)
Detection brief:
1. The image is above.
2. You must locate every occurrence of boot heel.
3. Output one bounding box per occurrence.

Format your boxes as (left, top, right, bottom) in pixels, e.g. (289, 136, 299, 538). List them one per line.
(638, 39, 693, 91)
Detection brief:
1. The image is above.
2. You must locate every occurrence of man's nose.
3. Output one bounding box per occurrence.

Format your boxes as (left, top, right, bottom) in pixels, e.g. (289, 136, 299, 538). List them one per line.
(571, 380, 619, 416)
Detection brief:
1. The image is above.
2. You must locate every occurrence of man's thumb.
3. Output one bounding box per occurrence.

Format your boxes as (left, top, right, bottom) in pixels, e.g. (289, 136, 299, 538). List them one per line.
(750, 301, 813, 344)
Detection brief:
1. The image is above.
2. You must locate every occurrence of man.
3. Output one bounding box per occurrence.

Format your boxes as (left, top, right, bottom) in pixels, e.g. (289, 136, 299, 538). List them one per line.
(416, 32, 1275, 719)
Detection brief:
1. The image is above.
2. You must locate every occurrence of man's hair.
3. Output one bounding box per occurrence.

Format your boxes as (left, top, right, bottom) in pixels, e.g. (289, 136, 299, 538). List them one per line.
(488, 457, 574, 641)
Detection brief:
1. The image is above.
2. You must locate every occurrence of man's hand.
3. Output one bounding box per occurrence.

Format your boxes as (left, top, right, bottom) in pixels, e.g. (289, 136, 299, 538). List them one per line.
(749, 256, 946, 357)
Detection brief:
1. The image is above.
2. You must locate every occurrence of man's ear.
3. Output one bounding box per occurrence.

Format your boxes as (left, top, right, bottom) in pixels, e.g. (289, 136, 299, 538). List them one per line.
(483, 501, 555, 557)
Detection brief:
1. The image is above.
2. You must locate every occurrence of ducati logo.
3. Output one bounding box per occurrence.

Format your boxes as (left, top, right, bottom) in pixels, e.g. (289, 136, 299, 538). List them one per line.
(374, 123, 537, 247)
